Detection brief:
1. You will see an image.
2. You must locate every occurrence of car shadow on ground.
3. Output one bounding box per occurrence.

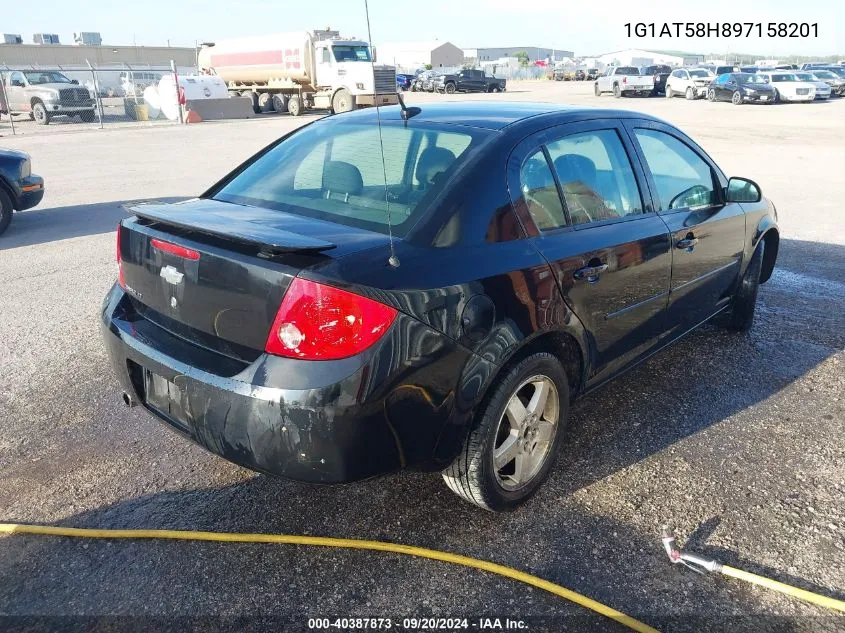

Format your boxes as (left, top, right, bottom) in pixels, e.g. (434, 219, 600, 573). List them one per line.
(0, 239, 841, 631)
(0, 198, 187, 250)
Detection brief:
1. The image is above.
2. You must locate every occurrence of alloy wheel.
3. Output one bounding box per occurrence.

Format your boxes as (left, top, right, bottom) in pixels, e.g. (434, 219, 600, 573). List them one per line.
(492, 375, 560, 491)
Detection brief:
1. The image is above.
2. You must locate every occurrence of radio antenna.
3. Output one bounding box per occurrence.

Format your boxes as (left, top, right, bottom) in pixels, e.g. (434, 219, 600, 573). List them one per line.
(364, 0, 400, 268)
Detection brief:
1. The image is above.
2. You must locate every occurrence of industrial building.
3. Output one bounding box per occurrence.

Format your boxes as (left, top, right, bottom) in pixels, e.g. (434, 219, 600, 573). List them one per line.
(0, 42, 197, 69)
(463, 46, 574, 64)
(593, 49, 685, 68)
(375, 41, 464, 69)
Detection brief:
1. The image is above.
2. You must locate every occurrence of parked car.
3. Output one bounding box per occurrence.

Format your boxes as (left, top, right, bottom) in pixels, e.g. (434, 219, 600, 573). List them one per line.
(574, 69, 586, 81)
(811, 69, 845, 95)
(706, 73, 777, 104)
(739, 66, 759, 73)
(103, 102, 778, 511)
(0, 149, 45, 236)
(585, 68, 599, 80)
(435, 69, 506, 94)
(640, 64, 672, 95)
(756, 71, 816, 102)
(794, 72, 832, 99)
(665, 68, 715, 99)
(396, 73, 414, 92)
(411, 70, 435, 92)
(594, 66, 654, 97)
(799, 62, 830, 70)
(0, 70, 96, 125)
(712, 65, 740, 76)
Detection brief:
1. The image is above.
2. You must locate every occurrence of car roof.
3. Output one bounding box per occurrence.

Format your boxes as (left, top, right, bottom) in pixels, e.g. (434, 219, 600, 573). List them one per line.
(333, 101, 667, 131)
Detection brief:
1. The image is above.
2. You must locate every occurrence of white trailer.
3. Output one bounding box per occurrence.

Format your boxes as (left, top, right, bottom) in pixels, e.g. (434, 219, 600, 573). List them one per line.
(197, 32, 398, 116)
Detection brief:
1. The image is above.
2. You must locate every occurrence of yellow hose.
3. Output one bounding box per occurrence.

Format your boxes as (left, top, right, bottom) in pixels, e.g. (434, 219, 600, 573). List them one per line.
(721, 565, 845, 613)
(0, 522, 658, 633)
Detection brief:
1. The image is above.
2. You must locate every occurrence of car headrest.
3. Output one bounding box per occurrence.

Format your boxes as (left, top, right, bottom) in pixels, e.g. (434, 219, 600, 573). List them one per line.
(323, 161, 363, 195)
(554, 154, 597, 187)
(416, 147, 457, 186)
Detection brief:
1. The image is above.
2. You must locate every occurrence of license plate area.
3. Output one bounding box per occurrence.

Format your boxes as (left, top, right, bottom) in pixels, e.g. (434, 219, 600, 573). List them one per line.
(143, 369, 192, 432)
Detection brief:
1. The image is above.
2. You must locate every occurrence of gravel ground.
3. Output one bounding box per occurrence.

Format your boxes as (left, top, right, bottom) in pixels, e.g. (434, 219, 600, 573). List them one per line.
(0, 81, 843, 632)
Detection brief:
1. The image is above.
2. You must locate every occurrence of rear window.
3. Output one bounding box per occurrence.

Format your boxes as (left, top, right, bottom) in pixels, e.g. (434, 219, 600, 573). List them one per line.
(214, 121, 489, 237)
(615, 67, 639, 75)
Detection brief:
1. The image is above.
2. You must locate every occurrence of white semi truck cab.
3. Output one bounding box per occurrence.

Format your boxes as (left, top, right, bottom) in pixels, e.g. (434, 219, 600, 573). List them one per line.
(198, 32, 398, 116)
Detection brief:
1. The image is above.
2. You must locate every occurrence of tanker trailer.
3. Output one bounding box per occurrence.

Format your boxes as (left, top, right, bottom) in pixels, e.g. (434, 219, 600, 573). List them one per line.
(197, 31, 398, 116)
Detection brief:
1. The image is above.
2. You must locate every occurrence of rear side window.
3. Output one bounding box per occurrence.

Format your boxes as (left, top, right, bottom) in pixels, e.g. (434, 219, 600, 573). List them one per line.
(519, 150, 566, 231)
(215, 122, 488, 237)
(546, 130, 643, 226)
(634, 129, 717, 211)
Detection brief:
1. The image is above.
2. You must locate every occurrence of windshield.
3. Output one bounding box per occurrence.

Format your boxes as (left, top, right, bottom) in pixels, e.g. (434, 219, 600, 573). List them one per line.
(736, 73, 766, 84)
(214, 120, 490, 237)
(23, 71, 72, 84)
(795, 73, 816, 81)
(813, 70, 836, 79)
(689, 69, 713, 78)
(770, 73, 796, 82)
(332, 45, 371, 62)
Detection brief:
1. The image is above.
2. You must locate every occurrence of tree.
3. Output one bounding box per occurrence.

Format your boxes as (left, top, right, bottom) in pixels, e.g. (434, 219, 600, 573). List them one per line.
(513, 51, 530, 66)
(424, 63, 433, 70)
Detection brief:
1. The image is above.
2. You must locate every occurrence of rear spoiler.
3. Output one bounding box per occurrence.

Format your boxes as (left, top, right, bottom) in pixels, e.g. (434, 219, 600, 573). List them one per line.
(124, 202, 336, 254)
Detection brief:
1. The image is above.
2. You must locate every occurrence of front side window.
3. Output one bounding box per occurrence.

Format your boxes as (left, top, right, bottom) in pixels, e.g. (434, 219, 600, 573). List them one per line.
(215, 121, 487, 237)
(634, 129, 717, 211)
(519, 150, 566, 231)
(546, 130, 643, 226)
(10, 71, 25, 86)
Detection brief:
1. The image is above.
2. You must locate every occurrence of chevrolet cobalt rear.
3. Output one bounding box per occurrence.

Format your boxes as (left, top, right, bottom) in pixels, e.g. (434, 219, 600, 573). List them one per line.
(103, 103, 778, 511)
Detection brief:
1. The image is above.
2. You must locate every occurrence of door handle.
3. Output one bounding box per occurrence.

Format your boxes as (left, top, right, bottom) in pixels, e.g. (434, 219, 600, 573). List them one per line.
(676, 236, 699, 250)
(573, 263, 609, 282)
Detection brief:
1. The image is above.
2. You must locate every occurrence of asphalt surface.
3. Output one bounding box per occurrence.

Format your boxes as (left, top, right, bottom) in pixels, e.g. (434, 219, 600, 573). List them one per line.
(0, 81, 843, 632)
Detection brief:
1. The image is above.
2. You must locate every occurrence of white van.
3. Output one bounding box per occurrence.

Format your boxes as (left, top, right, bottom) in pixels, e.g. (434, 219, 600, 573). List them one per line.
(121, 71, 164, 97)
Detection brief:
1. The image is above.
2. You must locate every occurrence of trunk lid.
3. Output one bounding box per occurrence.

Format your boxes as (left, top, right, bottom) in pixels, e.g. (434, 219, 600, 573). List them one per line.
(119, 198, 390, 356)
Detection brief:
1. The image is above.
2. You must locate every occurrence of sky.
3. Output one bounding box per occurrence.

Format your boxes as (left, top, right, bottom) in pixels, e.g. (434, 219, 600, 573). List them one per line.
(6, 0, 843, 57)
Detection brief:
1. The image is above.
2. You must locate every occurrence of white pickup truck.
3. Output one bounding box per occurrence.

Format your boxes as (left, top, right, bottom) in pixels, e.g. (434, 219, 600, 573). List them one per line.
(594, 66, 654, 98)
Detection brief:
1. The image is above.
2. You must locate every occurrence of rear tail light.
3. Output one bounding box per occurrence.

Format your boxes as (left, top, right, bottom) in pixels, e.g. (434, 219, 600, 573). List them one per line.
(151, 238, 200, 261)
(265, 278, 397, 360)
(116, 223, 126, 288)
(623, 76, 627, 84)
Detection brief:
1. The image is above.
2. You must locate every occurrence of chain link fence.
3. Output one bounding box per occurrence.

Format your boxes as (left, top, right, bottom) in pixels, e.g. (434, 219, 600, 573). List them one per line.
(1, 63, 195, 134)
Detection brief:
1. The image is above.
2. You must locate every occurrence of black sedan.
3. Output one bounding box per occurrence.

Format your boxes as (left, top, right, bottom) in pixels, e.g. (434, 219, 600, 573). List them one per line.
(103, 103, 779, 511)
(0, 149, 45, 236)
(574, 69, 586, 81)
(707, 73, 778, 104)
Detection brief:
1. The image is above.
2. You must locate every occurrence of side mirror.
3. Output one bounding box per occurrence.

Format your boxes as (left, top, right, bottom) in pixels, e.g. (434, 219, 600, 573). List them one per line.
(726, 177, 762, 203)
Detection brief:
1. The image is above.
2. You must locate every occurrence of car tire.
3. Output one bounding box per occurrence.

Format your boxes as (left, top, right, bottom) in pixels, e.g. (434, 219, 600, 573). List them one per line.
(0, 187, 13, 237)
(724, 241, 765, 332)
(32, 101, 50, 125)
(707, 88, 716, 102)
(442, 352, 570, 512)
(773, 90, 781, 104)
(731, 90, 743, 105)
(665, 86, 673, 98)
(287, 95, 302, 117)
(594, 83, 601, 96)
(613, 84, 621, 98)
(332, 88, 354, 114)
(241, 90, 260, 114)
(685, 86, 695, 100)
(444, 82, 456, 94)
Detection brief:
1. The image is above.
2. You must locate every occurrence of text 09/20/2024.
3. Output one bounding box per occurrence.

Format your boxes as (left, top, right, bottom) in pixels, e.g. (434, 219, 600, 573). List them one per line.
(625, 22, 818, 38)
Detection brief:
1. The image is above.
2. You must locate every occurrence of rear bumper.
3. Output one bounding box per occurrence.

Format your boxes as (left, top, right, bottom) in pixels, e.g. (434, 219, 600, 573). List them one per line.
(356, 93, 400, 106)
(101, 286, 465, 483)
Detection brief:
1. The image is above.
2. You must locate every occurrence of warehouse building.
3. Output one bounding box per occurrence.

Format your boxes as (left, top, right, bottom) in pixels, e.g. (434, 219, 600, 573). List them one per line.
(594, 49, 684, 68)
(0, 43, 197, 69)
(375, 41, 464, 69)
(463, 46, 574, 64)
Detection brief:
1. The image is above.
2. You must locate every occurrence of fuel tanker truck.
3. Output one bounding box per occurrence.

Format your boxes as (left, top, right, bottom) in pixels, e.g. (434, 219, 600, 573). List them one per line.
(197, 31, 399, 116)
